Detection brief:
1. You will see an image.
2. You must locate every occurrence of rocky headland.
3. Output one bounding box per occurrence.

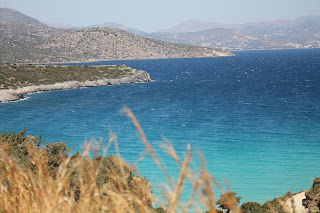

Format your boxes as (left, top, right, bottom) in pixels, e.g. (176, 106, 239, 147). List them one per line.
(0, 65, 151, 102)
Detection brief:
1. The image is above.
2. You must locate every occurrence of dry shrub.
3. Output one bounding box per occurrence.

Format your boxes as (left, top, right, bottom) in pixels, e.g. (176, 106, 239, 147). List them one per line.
(0, 142, 154, 213)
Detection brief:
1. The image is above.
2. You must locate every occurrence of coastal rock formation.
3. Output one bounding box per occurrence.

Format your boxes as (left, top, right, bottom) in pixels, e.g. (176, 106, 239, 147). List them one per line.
(285, 191, 308, 213)
(0, 90, 24, 102)
(0, 70, 151, 102)
(303, 178, 320, 213)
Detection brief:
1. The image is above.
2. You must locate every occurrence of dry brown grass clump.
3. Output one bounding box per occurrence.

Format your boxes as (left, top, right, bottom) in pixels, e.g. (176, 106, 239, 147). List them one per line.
(0, 142, 155, 212)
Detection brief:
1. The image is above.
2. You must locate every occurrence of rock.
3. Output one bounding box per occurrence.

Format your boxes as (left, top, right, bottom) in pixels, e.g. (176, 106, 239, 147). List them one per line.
(0, 90, 24, 102)
(285, 191, 309, 213)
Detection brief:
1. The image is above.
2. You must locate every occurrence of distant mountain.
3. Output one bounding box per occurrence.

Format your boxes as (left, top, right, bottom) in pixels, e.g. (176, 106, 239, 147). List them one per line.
(150, 16, 320, 50)
(150, 28, 244, 48)
(80, 22, 149, 37)
(159, 19, 235, 33)
(45, 22, 74, 29)
(0, 8, 44, 25)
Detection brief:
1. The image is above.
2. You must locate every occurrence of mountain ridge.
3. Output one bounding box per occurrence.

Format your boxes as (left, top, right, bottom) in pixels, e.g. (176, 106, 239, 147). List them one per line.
(2, 7, 318, 58)
(0, 20, 232, 64)
(0, 8, 44, 25)
(158, 16, 320, 33)
(150, 16, 320, 50)
(159, 19, 237, 33)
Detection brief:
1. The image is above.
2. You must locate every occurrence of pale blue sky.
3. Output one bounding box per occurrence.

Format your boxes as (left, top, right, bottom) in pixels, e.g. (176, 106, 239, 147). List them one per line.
(0, 0, 319, 32)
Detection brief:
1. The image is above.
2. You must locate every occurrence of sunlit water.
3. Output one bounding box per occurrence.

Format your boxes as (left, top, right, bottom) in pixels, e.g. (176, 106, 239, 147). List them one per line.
(1, 49, 320, 204)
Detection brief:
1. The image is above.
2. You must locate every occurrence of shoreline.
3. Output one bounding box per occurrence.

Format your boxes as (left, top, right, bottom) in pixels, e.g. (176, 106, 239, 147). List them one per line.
(18, 48, 320, 65)
(229, 47, 320, 52)
(0, 70, 151, 103)
(17, 54, 235, 65)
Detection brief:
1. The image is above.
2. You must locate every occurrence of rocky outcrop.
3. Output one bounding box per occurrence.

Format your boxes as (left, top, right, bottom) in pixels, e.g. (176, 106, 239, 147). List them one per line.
(303, 178, 320, 213)
(0, 70, 151, 102)
(285, 191, 308, 213)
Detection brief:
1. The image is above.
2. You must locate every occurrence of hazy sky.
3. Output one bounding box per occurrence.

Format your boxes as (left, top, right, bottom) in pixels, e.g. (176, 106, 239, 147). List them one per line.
(0, 0, 320, 32)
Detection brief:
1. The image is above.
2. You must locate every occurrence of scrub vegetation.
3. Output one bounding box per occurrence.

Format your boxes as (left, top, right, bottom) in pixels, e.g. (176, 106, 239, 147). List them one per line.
(0, 64, 135, 89)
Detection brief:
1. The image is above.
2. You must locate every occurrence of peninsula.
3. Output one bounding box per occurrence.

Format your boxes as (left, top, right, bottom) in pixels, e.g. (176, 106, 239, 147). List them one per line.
(0, 64, 151, 102)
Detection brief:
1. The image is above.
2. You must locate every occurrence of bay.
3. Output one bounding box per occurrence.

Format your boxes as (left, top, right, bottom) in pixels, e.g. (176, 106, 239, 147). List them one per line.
(1, 49, 320, 204)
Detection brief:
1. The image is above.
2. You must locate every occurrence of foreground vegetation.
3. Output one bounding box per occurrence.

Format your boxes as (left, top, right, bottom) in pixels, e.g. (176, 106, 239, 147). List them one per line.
(0, 108, 319, 212)
(0, 64, 138, 89)
(0, 130, 157, 212)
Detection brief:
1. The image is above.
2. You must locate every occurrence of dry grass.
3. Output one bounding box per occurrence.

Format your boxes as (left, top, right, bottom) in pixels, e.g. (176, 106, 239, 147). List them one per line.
(0, 108, 291, 213)
(122, 107, 238, 213)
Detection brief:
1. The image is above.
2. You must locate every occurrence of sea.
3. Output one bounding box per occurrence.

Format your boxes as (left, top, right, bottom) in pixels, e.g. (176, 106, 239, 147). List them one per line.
(1, 49, 320, 205)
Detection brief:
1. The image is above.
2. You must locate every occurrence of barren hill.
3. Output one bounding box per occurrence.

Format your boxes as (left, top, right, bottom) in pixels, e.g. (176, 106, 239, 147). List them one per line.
(0, 8, 233, 64)
(0, 21, 232, 63)
(0, 8, 44, 25)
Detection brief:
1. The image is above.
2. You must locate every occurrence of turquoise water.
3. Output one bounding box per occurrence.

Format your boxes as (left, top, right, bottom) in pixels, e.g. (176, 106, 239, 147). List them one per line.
(1, 49, 320, 204)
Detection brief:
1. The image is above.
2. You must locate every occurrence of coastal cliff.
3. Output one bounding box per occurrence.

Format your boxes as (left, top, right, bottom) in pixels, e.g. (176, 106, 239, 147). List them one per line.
(0, 65, 151, 102)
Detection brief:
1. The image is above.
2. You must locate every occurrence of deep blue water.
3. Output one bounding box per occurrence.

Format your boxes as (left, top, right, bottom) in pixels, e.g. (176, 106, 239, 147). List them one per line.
(1, 49, 320, 205)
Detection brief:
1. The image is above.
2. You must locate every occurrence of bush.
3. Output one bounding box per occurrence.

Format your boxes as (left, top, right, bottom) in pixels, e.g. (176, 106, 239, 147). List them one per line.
(262, 199, 287, 213)
(155, 207, 167, 213)
(0, 130, 155, 212)
(216, 192, 241, 213)
(0, 130, 41, 169)
(241, 202, 266, 213)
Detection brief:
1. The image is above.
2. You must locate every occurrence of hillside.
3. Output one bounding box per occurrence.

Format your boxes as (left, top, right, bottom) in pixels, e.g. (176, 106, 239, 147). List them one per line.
(82, 22, 149, 37)
(3, 8, 318, 53)
(0, 9, 232, 64)
(0, 8, 44, 25)
(151, 28, 245, 49)
(150, 16, 320, 50)
(159, 19, 235, 33)
(0, 22, 232, 63)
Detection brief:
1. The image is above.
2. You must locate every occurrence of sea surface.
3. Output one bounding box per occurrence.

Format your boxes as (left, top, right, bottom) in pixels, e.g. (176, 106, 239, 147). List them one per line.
(1, 49, 320, 205)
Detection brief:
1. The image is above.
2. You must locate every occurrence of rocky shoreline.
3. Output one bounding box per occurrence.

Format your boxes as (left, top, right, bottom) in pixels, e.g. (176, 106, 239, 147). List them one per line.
(0, 70, 151, 103)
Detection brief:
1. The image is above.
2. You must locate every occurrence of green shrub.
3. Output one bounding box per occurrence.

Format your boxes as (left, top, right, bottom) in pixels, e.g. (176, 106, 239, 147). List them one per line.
(262, 199, 287, 213)
(241, 202, 266, 213)
(0, 130, 41, 169)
